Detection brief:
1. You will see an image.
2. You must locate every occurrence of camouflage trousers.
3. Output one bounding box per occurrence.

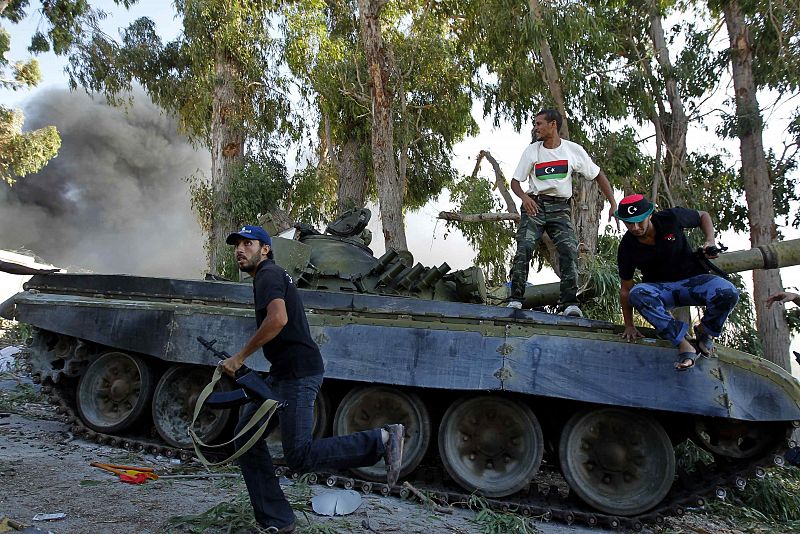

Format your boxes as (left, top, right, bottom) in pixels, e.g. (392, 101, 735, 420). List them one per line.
(628, 274, 739, 346)
(509, 198, 578, 306)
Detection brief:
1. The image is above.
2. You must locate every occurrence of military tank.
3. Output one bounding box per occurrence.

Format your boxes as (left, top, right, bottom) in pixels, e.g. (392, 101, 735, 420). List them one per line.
(2, 208, 799, 528)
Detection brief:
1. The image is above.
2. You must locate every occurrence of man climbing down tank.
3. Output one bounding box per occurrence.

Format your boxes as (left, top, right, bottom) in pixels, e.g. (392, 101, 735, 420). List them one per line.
(506, 108, 617, 317)
(220, 225, 404, 534)
(615, 195, 739, 371)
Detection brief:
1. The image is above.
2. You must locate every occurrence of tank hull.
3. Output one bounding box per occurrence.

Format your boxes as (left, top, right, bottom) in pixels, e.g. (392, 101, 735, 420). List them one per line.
(5, 211, 800, 522)
(10, 273, 800, 422)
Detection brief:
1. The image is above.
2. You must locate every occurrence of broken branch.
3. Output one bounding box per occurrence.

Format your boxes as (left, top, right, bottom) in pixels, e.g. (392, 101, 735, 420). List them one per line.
(438, 211, 520, 223)
(480, 150, 518, 215)
(402, 481, 454, 514)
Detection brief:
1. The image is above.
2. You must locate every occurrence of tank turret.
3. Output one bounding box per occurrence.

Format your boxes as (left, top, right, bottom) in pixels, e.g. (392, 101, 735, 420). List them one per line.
(274, 208, 487, 304)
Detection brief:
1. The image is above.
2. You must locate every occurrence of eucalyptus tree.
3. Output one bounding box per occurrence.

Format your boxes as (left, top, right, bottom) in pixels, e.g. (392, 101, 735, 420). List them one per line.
(0, 0, 90, 185)
(709, 0, 799, 370)
(605, 0, 699, 205)
(356, 0, 407, 249)
(644, 0, 689, 202)
(439, 0, 635, 281)
(0, 25, 60, 185)
(284, 0, 477, 250)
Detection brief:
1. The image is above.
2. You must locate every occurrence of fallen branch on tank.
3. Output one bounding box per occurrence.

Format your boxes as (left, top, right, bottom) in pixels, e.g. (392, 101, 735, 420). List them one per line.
(438, 211, 520, 223)
(438, 149, 519, 226)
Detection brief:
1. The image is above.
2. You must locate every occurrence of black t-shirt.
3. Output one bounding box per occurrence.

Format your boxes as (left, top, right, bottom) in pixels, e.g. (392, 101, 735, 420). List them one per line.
(617, 207, 708, 283)
(253, 259, 324, 378)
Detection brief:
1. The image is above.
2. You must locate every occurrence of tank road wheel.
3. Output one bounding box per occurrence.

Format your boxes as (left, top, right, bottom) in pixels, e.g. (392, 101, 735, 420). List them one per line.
(152, 364, 234, 449)
(334, 386, 431, 482)
(76, 352, 155, 433)
(559, 408, 675, 516)
(267, 388, 331, 461)
(438, 396, 543, 497)
(694, 418, 785, 459)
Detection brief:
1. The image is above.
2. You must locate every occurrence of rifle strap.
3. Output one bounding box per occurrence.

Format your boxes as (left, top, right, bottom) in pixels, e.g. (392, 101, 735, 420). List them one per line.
(188, 365, 279, 469)
(698, 255, 730, 280)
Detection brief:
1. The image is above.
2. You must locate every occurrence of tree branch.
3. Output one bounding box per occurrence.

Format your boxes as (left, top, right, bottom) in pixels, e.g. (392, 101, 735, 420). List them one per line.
(479, 150, 518, 214)
(339, 86, 370, 107)
(438, 211, 520, 222)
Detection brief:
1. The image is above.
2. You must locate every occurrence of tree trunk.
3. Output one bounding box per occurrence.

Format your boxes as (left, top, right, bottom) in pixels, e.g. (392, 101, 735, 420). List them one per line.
(528, 0, 600, 271)
(357, 0, 407, 251)
(572, 176, 604, 265)
(336, 138, 369, 214)
(648, 2, 689, 323)
(528, 0, 569, 140)
(208, 48, 245, 277)
(724, 1, 790, 370)
(648, 1, 688, 205)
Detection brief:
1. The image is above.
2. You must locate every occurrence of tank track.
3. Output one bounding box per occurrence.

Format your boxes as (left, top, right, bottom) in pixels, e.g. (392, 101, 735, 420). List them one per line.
(32, 363, 792, 532)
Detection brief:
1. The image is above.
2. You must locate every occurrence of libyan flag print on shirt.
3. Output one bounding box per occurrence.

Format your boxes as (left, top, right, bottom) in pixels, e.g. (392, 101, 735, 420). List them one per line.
(535, 160, 569, 180)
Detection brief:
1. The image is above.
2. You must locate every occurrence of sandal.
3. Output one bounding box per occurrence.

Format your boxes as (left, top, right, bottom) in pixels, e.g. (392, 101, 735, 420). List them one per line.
(675, 351, 698, 371)
(693, 323, 715, 356)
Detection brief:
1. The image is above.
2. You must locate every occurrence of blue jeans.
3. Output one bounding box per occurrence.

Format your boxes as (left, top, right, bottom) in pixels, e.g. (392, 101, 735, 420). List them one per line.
(628, 274, 739, 346)
(235, 373, 384, 529)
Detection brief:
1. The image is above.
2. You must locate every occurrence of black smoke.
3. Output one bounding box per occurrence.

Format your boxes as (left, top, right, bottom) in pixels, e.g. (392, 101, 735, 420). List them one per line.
(0, 89, 208, 277)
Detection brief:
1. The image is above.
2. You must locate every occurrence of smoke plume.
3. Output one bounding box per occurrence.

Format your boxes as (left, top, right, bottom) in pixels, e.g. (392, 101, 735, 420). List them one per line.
(0, 89, 208, 278)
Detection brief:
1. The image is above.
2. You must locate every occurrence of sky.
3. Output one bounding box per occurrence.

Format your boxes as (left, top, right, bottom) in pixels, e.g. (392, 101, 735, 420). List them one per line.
(2, 1, 799, 370)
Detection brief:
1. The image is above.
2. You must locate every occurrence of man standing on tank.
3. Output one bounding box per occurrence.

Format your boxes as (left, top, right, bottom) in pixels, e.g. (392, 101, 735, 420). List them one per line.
(615, 195, 739, 371)
(507, 108, 617, 317)
(221, 225, 405, 534)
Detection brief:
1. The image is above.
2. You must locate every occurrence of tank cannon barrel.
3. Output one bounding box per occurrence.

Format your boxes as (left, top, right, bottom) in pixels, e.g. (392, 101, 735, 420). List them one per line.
(522, 238, 800, 308)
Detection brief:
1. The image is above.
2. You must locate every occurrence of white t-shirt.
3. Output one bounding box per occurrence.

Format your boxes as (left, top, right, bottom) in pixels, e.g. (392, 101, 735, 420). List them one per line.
(511, 140, 600, 199)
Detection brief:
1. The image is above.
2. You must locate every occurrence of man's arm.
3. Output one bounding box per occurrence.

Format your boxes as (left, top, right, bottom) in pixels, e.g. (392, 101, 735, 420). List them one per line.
(594, 170, 618, 230)
(619, 278, 643, 342)
(221, 298, 289, 376)
(767, 291, 800, 308)
(511, 177, 537, 216)
(697, 211, 717, 256)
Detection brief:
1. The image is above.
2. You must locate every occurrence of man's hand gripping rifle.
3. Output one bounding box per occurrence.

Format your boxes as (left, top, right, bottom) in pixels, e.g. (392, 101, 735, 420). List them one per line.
(188, 337, 284, 468)
(197, 336, 285, 410)
(696, 243, 730, 279)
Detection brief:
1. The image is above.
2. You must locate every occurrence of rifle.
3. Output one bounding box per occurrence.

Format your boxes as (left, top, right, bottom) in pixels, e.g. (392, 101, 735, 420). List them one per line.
(695, 243, 730, 279)
(189, 337, 284, 469)
(197, 336, 284, 409)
